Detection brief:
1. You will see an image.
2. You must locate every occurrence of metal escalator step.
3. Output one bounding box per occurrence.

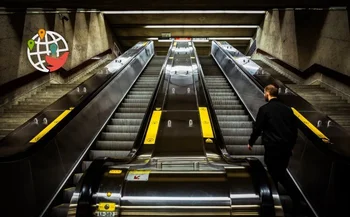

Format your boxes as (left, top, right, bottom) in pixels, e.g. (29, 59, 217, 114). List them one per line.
(73, 173, 83, 185)
(221, 128, 253, 136)
(51, 203, 70, 217)
(224, 136, 261, 145)
(128, 91, 153, 95)
(213, 105, 243, 110)
(131, 88, 155, 91)
(210, 92, 235, 96)
(124, 99, 151, 104)
(105, 125, 140, 133)
(127, 94, 152, 99)
(207, 89, 233, 92)
(100, 132, 137, 141)
(95, 141, 134, 150)
(226, 145, 265, 155)
(206, 86, 231, 89)
(121, 103, 149, 108)
(215, 110, 245, 115)
(114, 113, 145, 119)
(210, 96, 237, 100)
(117, 107, 147, 113)
(63, 187, 75, 203)
(89, 150, 130, 159)
(219, 121, 252, 128)
(110, 118, 142, 125)
(212, 100, 240, 105)
(217, 115, 249, 121)
(82, 161, 92, 172)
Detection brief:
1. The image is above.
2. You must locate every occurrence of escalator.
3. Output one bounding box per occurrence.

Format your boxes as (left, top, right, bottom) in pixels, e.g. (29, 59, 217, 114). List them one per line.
(49, 56, 165, 217)
(200, 56, 264, 159)
(200, 56, 307, 217)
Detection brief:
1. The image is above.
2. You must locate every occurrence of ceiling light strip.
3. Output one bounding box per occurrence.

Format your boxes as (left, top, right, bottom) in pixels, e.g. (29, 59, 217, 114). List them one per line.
(208, 37, 252, 40)
(144, 25, 258, 28)
(102, 10, 266, 14)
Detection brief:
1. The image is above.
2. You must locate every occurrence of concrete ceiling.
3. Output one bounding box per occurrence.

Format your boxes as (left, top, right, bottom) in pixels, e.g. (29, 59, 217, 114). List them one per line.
(105, 13, 264, 55)
(2, 0, 345, 56)
(2, 0, 345, 10)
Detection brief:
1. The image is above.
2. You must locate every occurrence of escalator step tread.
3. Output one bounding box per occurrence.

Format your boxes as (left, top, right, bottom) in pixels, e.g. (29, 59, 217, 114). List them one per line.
(224, 136, 261, 145)
(221, 128, 253, 136)
(105, 125, 140, 133)
(110, 118, 142, 125)
(226, 145, 265, 155)
(89, 150, 130, 159)
(114, 113, 145, 119)
(219, 121, 252, 128)
(95, 141, 134, 150)
(100, 132, 137, 141)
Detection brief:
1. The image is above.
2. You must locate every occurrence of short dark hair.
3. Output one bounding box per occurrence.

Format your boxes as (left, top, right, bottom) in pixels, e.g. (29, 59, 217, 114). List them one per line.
(264, 84, 279, 97)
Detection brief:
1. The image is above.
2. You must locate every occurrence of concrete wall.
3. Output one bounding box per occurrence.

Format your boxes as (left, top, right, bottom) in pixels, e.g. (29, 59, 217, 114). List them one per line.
(256, 9, 350, 76)
(0, 12, 118, 86)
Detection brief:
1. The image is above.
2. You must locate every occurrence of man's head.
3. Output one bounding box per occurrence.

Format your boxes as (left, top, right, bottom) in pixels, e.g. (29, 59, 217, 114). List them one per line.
(264, 84, 279, 102)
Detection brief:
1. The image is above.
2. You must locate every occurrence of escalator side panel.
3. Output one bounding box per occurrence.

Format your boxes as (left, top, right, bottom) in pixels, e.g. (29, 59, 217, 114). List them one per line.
(211, 43, 266, 120)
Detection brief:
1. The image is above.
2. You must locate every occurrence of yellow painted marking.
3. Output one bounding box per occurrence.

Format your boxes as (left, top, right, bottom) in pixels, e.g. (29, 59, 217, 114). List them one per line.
(109, 170, 122, 174)
(98, 202, 116, 212)
(129, 170, 151, 175)
(291, 107, 330, 143)
(205, 138, 213, 143)
(198, 107, 214, 138)
(29, 108, 74, 143)
(144, 110, 162, 144)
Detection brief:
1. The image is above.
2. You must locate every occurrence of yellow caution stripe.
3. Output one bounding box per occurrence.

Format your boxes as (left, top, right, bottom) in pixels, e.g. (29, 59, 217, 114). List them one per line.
(198, 107, 214, 138)
(98, 202, 116, 211)
(144, 110, 162, 144)
(291, 107, 330, 143)
(29, 107, 74, 143)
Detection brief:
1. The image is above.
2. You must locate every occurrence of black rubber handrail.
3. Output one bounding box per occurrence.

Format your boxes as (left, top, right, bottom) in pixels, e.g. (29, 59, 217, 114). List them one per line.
(193, 46, 275, 217)
(76, 42, 175, 217)
(0, 42, 152, 161)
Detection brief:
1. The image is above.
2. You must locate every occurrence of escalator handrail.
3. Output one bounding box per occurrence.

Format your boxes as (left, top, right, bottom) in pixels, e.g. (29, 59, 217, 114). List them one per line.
(214, 41, 350, 164)
(76, 42, 175, 217)
(0, 41, 153, 161)
(192, 45, 275, 217)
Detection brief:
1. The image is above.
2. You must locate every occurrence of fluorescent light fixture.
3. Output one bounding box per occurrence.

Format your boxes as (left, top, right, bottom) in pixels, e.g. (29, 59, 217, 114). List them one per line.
(158, 39, 173, 42)
(102, 10, 266, 14)
(209, 37, 252, 40)
(192, 39, 209, 42)
(144, 25, 258, 28)
(147, 37, 159, 40)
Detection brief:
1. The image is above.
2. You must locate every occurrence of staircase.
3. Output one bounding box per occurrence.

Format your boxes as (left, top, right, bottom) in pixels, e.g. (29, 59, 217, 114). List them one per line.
(253, 59, 350, 133)
(287, 84, 350, 132)
(0, 62, 108, 140)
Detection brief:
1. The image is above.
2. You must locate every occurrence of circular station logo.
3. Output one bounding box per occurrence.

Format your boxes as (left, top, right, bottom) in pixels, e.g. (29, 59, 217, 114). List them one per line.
(27, 29, 69, 73)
